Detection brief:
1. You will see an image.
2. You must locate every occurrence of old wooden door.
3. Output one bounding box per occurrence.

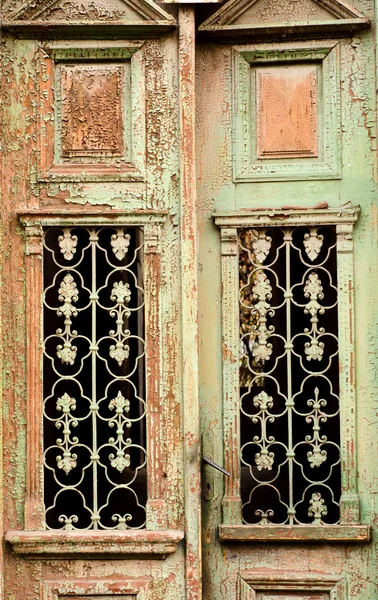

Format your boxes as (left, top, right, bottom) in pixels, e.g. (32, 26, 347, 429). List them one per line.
(0, 2, 193, 599)
(196, 0, 378, 598)
(1, 0, 378, 598)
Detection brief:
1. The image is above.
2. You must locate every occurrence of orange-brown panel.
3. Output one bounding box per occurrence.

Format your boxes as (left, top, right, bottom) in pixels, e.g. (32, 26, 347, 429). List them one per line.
(257, 595, 325, 600)
(61, 64, 124, 157)
(256, 64, 318, 160)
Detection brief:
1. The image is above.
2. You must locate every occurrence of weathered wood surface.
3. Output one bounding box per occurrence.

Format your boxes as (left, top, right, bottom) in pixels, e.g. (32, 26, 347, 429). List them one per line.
(219, 524, 372, 543)
(1, 0, 378, 598)
(6, 530, 184, 556)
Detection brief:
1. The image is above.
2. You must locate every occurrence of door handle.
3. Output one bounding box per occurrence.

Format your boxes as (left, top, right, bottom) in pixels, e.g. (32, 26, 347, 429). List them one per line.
(202, 456, 230, 477)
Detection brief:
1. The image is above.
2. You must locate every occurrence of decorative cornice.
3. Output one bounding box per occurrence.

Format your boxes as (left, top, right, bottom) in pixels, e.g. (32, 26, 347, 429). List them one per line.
(220, 524, 371, 543)
(199, 0, 369, 40)
(18, 209, 168, 229)
(214, 207, 360, 228)
(4, 0, 176, 37)
(6, 529, 184, 558)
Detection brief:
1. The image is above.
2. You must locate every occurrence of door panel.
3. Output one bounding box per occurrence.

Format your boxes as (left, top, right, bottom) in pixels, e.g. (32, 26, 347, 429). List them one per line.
(196, 0, 378, 596)
(1, 0, 378, 598)
(1, 4, 189, 599)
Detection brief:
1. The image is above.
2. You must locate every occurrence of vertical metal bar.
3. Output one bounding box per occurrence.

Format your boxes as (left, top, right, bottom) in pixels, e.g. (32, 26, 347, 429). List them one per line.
(285, 230, 294, 524)
(179, 7, 202, 599)
(91, 229, 98, 529)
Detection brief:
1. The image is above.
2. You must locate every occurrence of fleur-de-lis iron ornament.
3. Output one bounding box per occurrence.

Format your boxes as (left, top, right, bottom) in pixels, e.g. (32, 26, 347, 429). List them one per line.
(57, 273, 79, 319)
(306, 388, 328, 468)
(108, 391, 132, 473)
(303, 228, 324, 262)
(251, 271, 274, 363)
(43, 226, 147, 530)
(58, 228, 78, 261)
(303, 271, 325, 361)
(56, 273, 79, 365)
(252, 391, 275, 471)
(109, 281, 132, 366)
(111, 229, 131, 261)
(112, 514, 132, 529)
(303, 272, 324, 317)
(55, 393, 78, 475)
(252, 229, 272, 264)
(308, 492, 328, 524)
(238, 225, 341, 526)
(255, 509, 274, 525)
(58, 515, 79, 530)
(111, 281, 132, 306)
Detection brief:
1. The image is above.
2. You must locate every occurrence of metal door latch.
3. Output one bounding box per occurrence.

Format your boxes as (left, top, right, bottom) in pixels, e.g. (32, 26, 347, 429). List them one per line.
(202, 456, 230, 477)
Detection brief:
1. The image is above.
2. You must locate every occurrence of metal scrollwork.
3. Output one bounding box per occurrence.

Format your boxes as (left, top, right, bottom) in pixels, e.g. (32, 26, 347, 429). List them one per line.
(303, 228, 324, 262)
(43, 226, 146, 530)
(239, 226, 340, 525)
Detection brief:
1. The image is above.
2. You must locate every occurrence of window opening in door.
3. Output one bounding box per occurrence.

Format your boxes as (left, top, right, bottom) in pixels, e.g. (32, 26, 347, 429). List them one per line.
(43, 226, 146, 530)
(239, 226, 340, 525)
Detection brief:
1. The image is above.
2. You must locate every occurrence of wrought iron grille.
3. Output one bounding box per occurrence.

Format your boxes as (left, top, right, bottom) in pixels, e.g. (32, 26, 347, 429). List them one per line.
(239, 226, 341, 525)
(43, 226, 146, 530)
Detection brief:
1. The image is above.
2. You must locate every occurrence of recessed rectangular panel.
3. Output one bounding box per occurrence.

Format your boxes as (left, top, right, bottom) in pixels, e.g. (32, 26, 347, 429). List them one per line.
(61, 64, 124, 157)
(64, 596, 135, 600)
(256, 64, 318, 159)
(258, 595, 326, 600)
(65, 597, 135, 600)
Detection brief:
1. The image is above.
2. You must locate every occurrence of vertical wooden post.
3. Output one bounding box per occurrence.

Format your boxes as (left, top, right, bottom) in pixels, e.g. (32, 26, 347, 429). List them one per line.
(337, 222, 360, 524)
(220, 228, 242, 524)
(179, 6, 202, 600)
(23, 221, 45, 530)
(145, 222, 167, 529)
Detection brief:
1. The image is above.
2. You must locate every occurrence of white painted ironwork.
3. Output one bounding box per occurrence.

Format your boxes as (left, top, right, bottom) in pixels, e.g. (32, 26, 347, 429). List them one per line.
(239, 225, 341, 525)
(43, 226, 146, 530)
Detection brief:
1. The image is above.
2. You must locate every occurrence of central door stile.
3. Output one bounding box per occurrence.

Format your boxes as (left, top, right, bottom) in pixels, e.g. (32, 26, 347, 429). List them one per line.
(178, 6, 202, 600)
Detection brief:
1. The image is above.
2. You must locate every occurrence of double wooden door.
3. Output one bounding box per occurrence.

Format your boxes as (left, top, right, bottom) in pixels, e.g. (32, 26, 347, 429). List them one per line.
(1, 0, 378, 598)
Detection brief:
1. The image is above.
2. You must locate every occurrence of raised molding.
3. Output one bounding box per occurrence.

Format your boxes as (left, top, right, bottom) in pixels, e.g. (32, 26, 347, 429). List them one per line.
(41, 578, 151, 600)
(18, 209, 167, 228)
(221, 524, 372, 543)
(213, 207, 359, 228)
(36, 42, 146, 184)
(238, 571, 348, 600)
(6, 530, 183, 558)
(232, 42, 341, 182)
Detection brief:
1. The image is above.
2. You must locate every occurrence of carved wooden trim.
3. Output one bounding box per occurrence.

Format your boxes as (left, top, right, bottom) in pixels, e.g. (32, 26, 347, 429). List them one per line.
(238, 571, 348, 600)
(37, 42, 146, 184)
(220, 228, 242, 524)
(19, 210, 168, 533)
(144, 223, 167, 528)
(41, 577, 152, 600)
(18, 210, 167, 227)
(336, 223, 359, 523)
(220, 524, 371, 543)
(214, 207, 363, 530)
(232, 42, 341, 183)
(238, 575, 254, 600)
(24, 224, 44, 530)
(214, 207, 359, 228)
(6, 530, 183, 558)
